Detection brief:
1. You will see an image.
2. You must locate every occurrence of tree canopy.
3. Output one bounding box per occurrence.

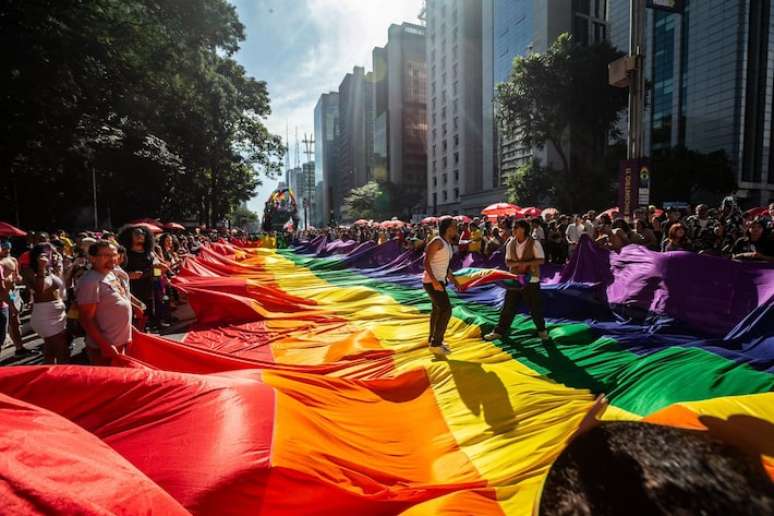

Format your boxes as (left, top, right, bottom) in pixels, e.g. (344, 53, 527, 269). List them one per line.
(342, 181, 385, 221)
(497, 34, 627, 212)
(0, 0, 283, 229)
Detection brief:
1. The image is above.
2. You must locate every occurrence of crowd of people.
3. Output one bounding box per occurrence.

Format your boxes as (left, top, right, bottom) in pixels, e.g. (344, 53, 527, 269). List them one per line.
(299, 198, 774, 264)
(0, 225, 229, 363)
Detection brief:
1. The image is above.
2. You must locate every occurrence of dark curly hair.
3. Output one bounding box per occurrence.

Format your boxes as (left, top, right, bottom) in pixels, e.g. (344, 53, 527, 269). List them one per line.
(117, 224, 156, 256)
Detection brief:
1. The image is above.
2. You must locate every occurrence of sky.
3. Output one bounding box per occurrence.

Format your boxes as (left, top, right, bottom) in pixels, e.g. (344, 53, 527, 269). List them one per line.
(229, 0, 422, 213)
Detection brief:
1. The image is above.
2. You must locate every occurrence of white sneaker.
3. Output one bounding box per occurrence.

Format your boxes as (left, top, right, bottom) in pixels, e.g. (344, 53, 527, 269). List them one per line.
(483, 331, 502, 341)
(429, 342, 452, 357)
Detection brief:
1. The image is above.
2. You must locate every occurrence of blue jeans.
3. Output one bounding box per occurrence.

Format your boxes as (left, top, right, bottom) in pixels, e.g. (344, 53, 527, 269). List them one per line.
(0, 305, 8, 347)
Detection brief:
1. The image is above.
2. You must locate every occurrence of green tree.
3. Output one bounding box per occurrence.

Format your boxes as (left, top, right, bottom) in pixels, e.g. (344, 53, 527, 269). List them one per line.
(342, 182, 385, 221)
(0, 0, 283, 229)
(231, 205, 259, 229)
(496, 34, 627, 211)
(505, 159, 558, 207)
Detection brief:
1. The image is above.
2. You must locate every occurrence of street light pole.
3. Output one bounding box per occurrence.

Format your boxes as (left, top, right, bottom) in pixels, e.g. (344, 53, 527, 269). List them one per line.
(628, 0, 647, 160)
(91, 165, 99, 230)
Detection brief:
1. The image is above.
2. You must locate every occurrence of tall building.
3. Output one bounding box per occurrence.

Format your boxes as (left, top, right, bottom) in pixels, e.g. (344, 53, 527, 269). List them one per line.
(609, 0, 774, 205)
(335, 66, 372, 219)
(314, 92, 339, 226)
(426, 0, 484, 214)
(482, 0, 609, 195)
(371, 22, 428, 217)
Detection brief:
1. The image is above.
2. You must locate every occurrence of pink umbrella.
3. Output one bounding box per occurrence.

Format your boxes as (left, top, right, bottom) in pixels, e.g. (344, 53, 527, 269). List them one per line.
(421, 216, 438, 225)
(132, 222, 164, 234)
(481, 203, 521, 217)
(354, 219, 369, 225)
(745, 207, 768, 219)
(163, 222, 185, 231)
(0, 222, 27, 238)
(520, 207, 542, 218)
(601, 207, 620, 219)
(454, 215, 472, 223)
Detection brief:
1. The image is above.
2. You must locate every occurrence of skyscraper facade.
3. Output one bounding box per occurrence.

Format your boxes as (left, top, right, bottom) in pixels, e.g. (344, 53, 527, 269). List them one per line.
(425, 0, 484, 214)
(314, 92, 339, 226)
(372, 22, 428, 217)
(335, 66, 372, 219)
(608, 0, 774, 204)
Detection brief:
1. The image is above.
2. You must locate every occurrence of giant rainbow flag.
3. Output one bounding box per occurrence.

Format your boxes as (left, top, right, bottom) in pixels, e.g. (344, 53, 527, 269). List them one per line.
(2, 236, 773, 514)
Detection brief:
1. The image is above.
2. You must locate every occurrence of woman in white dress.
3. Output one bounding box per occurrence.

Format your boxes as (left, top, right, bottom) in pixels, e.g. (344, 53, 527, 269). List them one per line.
(27, 244, 69, 363)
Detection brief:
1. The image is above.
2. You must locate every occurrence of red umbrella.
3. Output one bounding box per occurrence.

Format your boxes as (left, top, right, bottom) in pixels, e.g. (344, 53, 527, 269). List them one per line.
(454, 215, 472, 223)
(163, 222, 185, 231)
(601, 207, 620, 219)
(0, 222, 26, 238)
(381, 220, 405, 229)
(421, 216, 438, 225)
(481, 203, 520, 217)
(132, 222, 163, 234)
(745, 207, 768, 219)
(520, 207, 542, 218)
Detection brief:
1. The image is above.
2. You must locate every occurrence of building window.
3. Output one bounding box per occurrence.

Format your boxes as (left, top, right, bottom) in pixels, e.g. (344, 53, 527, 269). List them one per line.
(432, 80, 436, 94)
(453, 99, 458, 113)
(441, 106, 446, 119)
(574, 15, 589, 46)
(433, 192, 437, 207)
(432, 97, 436, 110)
(432, 144, 436, 156)
(454, 169, 459, 182)
(454, 152, 459, 164)
(442, 190, 448, 201)
(442, 173, 448, 185)
(452, 63, 458, 76)
(454, 134, 459, 147)
(573, 0, 591, 14)
(453, 80, 458, 95)
(454, 116, 459, 129)
(452, 45, 458, 58)
(594, 22, 606, 42)
(594, 0, 607, 18)
(442, 123, 447, 136)
(442, 156, 447, 168)
(441, 89, 447, 103)
(454, 187, 459, 200)
(432, 159, 436, 171)
(433, 176, 437, 186)
(432, 128, 437, 141)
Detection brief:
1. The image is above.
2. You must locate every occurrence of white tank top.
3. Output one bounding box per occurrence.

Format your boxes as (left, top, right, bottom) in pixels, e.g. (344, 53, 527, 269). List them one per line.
(423, 236, 453, 283)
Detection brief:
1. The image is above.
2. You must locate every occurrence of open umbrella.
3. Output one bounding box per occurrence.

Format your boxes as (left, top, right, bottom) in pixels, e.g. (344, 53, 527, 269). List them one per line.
(600, 207, 620, 220)
(481, 203, 520, 217)
(0, 222, 27, 238)
(132, 222, 164, 234)
(354, 219, 369, 225)
(163, 222, 185, 231)
(745, 207, 769, 219)
(454, 215, 472, 223)
(520, 207, 542, 218)
(541, 208, 559, 219)
(421, 216, 438, 225)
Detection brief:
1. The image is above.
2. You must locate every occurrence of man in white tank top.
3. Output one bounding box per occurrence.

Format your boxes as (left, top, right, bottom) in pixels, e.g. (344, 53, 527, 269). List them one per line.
(422, 217, 462, 357)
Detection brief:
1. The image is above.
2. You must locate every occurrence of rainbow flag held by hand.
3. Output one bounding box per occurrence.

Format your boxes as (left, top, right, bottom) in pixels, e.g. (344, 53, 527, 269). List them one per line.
(453, 267, 529, 291)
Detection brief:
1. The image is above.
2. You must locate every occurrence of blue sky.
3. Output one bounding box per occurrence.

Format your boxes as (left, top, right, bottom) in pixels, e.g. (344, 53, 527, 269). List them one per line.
(229, 0, 422, 213)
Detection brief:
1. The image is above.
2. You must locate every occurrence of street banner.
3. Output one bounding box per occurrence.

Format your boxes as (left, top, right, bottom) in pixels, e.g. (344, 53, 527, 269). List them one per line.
(618, 159, 640, 218)
(638, 160, 651, 206)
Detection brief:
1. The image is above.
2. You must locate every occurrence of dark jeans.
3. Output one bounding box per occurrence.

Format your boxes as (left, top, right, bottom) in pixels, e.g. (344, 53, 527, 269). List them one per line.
(0, 305, 7, 347)
(495, 283, 546, 334)
(423, 283, 452, 347)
